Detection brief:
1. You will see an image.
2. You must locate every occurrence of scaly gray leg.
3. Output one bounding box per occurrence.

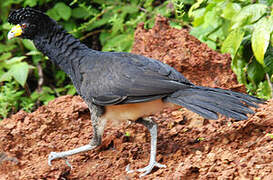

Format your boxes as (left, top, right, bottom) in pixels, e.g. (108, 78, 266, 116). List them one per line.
(126, 117, 166, 177)
(48, 103, 105, 167)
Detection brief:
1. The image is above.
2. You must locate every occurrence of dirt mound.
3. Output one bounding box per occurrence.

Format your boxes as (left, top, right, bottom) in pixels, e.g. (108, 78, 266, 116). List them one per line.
(0, 17, 272, 179)
(1, 96, 272, 179)
(132, 16, 244, 92)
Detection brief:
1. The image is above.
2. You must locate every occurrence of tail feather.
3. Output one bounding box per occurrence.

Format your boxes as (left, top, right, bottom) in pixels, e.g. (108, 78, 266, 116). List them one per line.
(182, 99, 249, 120)
(165, 86, 263, 120)
(169, 98, 218, 120)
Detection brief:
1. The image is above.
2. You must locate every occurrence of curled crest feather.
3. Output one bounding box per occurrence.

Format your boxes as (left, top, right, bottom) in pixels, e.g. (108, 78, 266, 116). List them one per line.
(8, 7, 47, 25)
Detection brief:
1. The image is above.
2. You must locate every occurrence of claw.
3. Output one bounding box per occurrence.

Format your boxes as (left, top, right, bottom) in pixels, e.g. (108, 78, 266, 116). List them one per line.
(48, 152, 57, 166)
(126, 118, 166, 177)
(126, 162, 166, 177)
(125, 164, 133, 173)
(138, 162, 166, 177)
(48, 152, 73, 168)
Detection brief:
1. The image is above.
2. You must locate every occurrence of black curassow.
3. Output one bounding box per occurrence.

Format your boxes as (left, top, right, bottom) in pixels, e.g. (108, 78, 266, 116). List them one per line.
(7, 7, 263, 177)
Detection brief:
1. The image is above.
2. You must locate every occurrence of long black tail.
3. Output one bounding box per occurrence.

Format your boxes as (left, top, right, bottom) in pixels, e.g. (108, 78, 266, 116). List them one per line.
(165, 86, 264, 120)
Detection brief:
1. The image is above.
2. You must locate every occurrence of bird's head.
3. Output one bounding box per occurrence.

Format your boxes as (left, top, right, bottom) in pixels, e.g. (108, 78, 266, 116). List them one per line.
(8, 7, 52, 40)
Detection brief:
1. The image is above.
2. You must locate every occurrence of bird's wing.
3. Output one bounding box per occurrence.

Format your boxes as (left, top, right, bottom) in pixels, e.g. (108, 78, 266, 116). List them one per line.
(80, 52, 193, 106)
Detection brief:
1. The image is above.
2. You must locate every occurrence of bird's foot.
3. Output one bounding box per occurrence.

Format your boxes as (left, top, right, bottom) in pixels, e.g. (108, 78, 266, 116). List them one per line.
(126, 161, 166, 177)
(47, 144, 98, 168)
(48, 152, 73, 168)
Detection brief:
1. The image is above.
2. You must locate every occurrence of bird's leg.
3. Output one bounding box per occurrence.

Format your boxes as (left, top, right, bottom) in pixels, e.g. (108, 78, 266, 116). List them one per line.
(126, 117, 166, 177)
(48, 103, 105, 167)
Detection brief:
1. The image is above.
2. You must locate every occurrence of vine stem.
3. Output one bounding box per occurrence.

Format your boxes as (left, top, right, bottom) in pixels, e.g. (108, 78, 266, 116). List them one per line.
(266, 73, 273, 97)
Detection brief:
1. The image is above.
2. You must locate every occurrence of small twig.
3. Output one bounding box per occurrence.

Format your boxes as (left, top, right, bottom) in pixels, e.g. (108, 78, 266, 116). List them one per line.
(70, 7, 112, 34)
(266, 73, 273, 97)
(24, 83, 31, 96)
(18, 39, 25, 53)
(138, 6, 148, 13)
(37, 62, 44, 93)
(79, 29, 103, 41)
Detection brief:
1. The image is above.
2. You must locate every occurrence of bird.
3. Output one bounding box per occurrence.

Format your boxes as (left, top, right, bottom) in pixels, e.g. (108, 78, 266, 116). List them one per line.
(7, 7, 263, 177)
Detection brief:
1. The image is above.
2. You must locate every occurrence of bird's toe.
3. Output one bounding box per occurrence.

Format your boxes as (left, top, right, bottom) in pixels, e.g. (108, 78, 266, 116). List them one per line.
(126, 161, 166, 177)
(138, 162, 166, 177)
(48, 152, 73, 168)
(48, 152, 58, 166)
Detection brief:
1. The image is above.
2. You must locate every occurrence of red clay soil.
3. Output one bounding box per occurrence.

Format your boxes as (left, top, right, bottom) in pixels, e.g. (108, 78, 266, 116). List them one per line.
(0, 17, 272, 180)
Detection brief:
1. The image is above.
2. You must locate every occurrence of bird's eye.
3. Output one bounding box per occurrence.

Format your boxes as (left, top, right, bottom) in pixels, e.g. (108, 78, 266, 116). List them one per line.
(21, 24, 27, 28)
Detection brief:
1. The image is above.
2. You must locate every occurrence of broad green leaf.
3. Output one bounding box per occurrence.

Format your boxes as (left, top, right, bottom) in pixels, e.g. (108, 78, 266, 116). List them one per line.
(72, 7, 90, 19)
(222, 2, 241, 20)
(231, 4, 267, 29)
(0, 71, 12, 82)
(23, 0, 37, 7)
(62, 21, 77, 32)
(268, 16, 273, 34)
(0, 43, 16, 53)
(46, 8, 61, 21)
(231, 51, 248, 85)
(10, 62, 29, 86)
(203, 40, 216, 50)
(6, 56, 26, 65)
(189, 0, 204, 17)
(0, 52, 12, 61)
(251, 17, 271, 66)
(26, 51, 41, 56)
(191, 8, 206, 27)
(247, 59, 265, 85)
(203, 8, 221, 28)
(2, 22, 13, 30)
(190, 8, 222, 41)
(54, 2, 71, 21)
(221, 28, 244, 58)
(22, 39, 36, 51)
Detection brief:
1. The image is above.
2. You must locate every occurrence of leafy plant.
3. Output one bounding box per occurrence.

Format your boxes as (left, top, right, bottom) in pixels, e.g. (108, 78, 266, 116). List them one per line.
(0, 55, 33, 86)
(68, 0, 173, 52)
(0, 82, 24, 119)
(189, 0, 273, 99)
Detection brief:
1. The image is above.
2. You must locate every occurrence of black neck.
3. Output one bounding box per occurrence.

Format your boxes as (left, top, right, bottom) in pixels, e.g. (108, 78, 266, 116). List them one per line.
(32, 24, 91, 76)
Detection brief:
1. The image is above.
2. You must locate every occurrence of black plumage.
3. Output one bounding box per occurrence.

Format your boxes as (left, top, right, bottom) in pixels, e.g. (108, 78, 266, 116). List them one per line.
(7, 7, 263, 177)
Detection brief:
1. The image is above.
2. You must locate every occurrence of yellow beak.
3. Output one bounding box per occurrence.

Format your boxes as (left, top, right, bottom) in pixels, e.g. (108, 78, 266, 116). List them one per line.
(8, 25, 22, 39)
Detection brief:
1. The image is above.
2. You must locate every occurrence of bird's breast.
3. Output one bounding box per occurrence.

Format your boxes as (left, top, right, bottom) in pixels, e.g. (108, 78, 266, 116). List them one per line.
(102, 99, 179, 123)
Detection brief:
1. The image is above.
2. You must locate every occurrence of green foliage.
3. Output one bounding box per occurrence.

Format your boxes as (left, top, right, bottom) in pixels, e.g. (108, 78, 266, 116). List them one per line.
(0, 56, 33, 87)
(251, 17, 272, 65)
(0, 82, 24, 119)
(189, 0, 273, 99)
(69, 1, 173, 52)
(221, 28, 244, 59)
(266, 133, 273, 139)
